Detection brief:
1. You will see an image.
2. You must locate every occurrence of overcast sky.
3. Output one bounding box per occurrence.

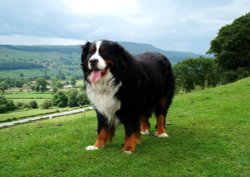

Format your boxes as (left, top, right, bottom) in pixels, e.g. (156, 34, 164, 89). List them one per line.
(0, 0, 249, 54)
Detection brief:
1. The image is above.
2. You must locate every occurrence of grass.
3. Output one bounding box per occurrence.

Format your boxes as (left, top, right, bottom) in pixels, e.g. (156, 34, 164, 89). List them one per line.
(0, 107, 76, 122)
(0, 78, 249, 177)
(4, 92, 53, 99)
(0, 69, 49, 78)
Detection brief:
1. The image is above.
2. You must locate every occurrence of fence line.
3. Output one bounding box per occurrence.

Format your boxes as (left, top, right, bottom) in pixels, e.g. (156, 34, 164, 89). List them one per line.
(0, 106, 94, 129)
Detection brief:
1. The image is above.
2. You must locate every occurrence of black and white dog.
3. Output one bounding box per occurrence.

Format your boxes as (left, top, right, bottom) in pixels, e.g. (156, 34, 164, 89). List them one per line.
(81, 40, 175, 153)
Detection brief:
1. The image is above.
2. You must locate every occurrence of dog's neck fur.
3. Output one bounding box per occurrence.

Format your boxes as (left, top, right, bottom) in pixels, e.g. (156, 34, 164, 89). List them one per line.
(86, 71, 122, 125)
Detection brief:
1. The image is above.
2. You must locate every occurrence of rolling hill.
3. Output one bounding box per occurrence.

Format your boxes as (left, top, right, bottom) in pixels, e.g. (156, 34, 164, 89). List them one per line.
(0, 42, 200, 79)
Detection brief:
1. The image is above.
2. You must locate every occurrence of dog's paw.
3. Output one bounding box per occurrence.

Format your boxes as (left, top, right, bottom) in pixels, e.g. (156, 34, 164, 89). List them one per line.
(123, 150, 133, 155)
(155, 132, 169, 138)
(140, 129, 150, 135)
(85, 145, 99, 151)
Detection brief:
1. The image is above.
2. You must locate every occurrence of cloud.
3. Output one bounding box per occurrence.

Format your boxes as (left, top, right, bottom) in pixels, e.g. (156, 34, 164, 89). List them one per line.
(0, 0, 249, 53)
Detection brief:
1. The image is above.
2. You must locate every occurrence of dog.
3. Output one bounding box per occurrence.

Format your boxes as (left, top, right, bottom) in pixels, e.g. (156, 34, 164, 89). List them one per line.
(81, 40, 175, 153)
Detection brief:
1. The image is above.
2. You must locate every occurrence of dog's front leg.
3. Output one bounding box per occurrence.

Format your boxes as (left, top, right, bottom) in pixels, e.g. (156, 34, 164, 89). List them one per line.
(86, 111, 114, 150)
(122, 119, 140, 154)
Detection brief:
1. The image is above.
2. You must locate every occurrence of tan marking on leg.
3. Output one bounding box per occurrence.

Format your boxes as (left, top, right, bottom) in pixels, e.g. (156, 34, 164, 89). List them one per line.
(123, 133, 140, 152)
(94, 127, 114, 148)
(140, 116, 149, 134)
(156, 114, 167, 136)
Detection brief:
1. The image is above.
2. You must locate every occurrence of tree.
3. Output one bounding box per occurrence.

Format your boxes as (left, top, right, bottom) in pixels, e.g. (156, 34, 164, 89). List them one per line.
(51, 78, 63, 93)
(56, 70, 66, 80)
(207, 12, 250, 75)
(52, 91, 68, 107)
(78, 92, 90, 106)
(6, 100, 16, 111)
(0, 96, 16, 113)
(0, 96, 8, 113)
(40, 100, 52, 109)
(67, 89, 78, 107)
(0, 82, 8, 93)
(34, 77, 48, 92)
(70, 76, 76, 86)
(15, 79, 24, 88)
(29, 100, 38, 109)
(173, 57, 219, 92)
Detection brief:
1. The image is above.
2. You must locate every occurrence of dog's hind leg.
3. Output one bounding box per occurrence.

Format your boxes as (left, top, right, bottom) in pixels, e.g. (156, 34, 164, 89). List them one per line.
(155, 97, 169, 138)
(140, 116, 150, 135)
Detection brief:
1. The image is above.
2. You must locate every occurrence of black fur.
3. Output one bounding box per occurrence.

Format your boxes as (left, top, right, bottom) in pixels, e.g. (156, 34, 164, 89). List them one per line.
(81, 40, 175, 150)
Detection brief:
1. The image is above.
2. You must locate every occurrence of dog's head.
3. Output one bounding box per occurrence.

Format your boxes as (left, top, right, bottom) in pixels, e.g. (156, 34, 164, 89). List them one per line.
(81, 40, 130, 84)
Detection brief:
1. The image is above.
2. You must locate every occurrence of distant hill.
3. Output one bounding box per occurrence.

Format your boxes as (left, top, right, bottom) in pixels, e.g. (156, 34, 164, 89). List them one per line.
(1, 42, 199, 63)
(119, 42, 199, 63)
(0, 42, 200, 79)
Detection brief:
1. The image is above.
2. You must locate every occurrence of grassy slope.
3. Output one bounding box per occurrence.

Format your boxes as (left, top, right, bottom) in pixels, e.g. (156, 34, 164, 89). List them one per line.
(0, 78, 249, 177)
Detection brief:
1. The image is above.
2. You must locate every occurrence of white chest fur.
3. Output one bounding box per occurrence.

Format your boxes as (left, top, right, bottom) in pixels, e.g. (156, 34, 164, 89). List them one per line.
(86, 72, 121, 125)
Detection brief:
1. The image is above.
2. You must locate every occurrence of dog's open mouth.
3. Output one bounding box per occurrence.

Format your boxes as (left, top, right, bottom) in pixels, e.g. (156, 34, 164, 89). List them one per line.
(89, 68, 108, 84)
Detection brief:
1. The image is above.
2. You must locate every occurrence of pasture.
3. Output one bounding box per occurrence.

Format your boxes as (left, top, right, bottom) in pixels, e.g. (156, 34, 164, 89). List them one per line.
(0, 78, 249, 177)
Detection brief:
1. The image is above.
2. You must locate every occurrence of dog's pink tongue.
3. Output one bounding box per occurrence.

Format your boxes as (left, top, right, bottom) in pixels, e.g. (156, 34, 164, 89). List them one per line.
(89, 71, 102, 84)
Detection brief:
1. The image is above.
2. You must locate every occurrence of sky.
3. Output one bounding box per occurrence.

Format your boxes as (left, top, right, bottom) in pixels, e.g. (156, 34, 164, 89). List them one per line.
(0, 0, 249, 54)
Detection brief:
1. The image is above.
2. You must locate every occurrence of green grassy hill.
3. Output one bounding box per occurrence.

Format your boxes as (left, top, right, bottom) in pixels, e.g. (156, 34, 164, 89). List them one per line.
(0, 78, 249, 177)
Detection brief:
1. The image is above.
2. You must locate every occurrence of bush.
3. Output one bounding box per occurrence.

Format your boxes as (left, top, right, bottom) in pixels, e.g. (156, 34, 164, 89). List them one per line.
(52, 91, 68, 108)
(220, 71, 238, 84)
(0, 95, 16, 113)
(16, 102, 25, 109)
(57, 102, 66, 108)
(29, 100, 38, 109)
(40, 100, 52, 109)
(67, 89, 78, 107)
(78, 92, 90, 106)
(6, 100, 16, 111)
(16, 102, 30, 109)
(0, 104, 7, 113)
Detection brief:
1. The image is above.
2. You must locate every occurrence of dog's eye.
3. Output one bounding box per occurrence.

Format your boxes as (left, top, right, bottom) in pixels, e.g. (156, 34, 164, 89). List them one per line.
(90, 47, 96, 54)
(99, 47, 104, 54)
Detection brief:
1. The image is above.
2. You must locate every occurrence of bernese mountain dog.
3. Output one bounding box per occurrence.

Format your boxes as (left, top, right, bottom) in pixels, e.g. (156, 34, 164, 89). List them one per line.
(81, 40, 175, 154)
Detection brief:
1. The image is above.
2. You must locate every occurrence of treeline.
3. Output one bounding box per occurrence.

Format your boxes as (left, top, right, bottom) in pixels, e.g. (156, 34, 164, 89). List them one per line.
(173, 57, 217, 92)
(0, 89, 89, 113)
(174, 12, 250, 92)
(0, 62, 44, 70)
(173, 56, 249, 92)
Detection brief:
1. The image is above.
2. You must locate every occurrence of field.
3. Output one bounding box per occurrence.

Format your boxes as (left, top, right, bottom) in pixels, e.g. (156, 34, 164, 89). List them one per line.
(0, 91, 85, 122)
(0, 78, 249, 177)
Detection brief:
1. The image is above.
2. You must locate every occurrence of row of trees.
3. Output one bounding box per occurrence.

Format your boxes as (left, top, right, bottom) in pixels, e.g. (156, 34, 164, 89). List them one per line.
(174, 12, 250, 92)
(0, 89, 90, 113)
(52, 89, 89, 108)
(0, 76, 78, 93)
(173, 57, 218, 92)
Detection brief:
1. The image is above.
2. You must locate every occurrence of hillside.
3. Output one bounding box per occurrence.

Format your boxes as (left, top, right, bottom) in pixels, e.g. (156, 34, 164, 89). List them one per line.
(0, 78, 249, 177)
(120, 42, 199, 63)
(0, 42, 200, 79)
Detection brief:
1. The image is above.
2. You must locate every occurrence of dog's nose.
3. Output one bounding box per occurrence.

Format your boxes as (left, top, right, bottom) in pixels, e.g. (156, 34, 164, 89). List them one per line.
(89, 59, 98, 67)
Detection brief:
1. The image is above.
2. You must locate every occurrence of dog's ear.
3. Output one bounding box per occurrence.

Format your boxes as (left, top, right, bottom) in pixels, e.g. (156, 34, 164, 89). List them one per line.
(112, 42, 134, 68)
(113, 42, 125, 53)
(81, 41, 91, 62)
(81, 41, 92, 72)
